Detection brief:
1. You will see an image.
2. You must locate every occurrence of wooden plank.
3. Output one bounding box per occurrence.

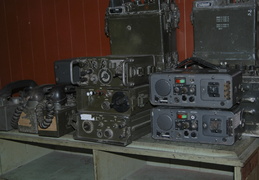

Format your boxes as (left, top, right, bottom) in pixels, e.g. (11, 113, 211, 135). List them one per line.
(175, 0, 195, 61)
(0, 139, 51, 175)
(55, 0, 72, 59)
(97, 0, 110, 56)
(0, 130, 258, 167)
(16, 0, 35, 82)
(5, 0, 23, 82)
(1, 151, 94, 180)
(84, 0, 101, 56)
(28, 0, 48, 85)
(241, 151, 259, 180)
(0, 0, 12, 88)
(68, 0, 87, 57)
(234, 167, 242, 180)
(93, 150, 145, 180)
(124, 165, 232, 180)
(42, 0, 59, 84)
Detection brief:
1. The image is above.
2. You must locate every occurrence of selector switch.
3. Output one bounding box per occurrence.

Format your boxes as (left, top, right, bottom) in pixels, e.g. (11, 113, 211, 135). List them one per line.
(104, 129, 113, 139)
(110, 92, 130, 113)
(207, 82, 220, 97)
(82, 121, 94, 134)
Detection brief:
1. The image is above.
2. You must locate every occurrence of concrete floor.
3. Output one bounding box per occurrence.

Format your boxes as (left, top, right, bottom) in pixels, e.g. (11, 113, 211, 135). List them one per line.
(0, 151, 94, 180)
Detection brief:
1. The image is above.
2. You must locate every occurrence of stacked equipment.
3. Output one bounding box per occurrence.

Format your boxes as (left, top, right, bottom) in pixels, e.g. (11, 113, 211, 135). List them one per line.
(59, 0, 180, 146)
(192, 0, 259, 137)
(150, 0, 258, 145)
(69, 55, 156, 146)
(150, 66, 244, 145)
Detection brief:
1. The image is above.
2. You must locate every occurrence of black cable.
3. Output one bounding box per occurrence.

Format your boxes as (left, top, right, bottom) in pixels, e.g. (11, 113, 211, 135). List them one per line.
(36, 99, 55, 129)
(176, 57, 220, 70)
(11, 103, 26, 129)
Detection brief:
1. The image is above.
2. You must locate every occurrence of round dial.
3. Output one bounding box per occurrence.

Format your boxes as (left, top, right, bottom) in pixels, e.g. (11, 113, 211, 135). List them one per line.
(82, 121, 94, 134)
(99, 68, 112, 84)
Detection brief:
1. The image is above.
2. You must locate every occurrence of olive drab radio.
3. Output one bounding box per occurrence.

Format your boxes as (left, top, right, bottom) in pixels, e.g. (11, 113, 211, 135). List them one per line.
(69, 55, 156, 88)
(190, 0, 259, 138)
(192, 0, 258, 67)
(76, 85, 150, 116)
(73, 109, 151, 146)
(105, 0, 180, 70)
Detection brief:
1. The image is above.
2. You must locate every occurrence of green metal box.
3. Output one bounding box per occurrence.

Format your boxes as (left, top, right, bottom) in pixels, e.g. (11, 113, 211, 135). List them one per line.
(192, 0, 258, 67)
(106, 0, 179, 70)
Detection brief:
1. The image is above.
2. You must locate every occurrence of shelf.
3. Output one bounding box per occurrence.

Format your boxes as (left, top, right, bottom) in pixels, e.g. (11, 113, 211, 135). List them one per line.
(124, 165, 233, 180)
(0, 130, 258, 167)
(0, 151, 94, 180)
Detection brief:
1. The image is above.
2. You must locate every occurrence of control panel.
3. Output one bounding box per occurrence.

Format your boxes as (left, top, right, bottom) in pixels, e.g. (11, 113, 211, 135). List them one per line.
(73, 110, 151, 146)
(70, 55, 155, 87)
(149, 70, 242, 109)
(152, 107, 244, 145)
(76, 85, 151, 116)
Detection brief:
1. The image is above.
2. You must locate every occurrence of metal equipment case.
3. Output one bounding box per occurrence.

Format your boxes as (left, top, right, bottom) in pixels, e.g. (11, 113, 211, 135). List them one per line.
(106, 0, 180, 70)
(69, 55, 156, 88)
(192, 0, 258, 66)
(152, 106, 244, 145)
(76, 84, 151, 116)
(73, 109, 150, 146)
(149, 69, 242, 109)
(241, 75, 259, 136)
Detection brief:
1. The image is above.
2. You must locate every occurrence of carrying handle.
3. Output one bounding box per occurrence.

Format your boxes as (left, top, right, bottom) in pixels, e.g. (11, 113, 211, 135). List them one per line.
(70, 59, 80, 85)
(122, 55, 156, 87)
(122, 58, 134, 87)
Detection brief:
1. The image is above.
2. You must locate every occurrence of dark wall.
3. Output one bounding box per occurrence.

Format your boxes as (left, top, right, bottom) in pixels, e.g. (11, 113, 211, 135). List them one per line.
(0, 0, 194, 88)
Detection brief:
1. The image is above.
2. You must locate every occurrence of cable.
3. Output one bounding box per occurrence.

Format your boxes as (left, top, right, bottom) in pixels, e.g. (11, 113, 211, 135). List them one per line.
(176, 57, 221, 70)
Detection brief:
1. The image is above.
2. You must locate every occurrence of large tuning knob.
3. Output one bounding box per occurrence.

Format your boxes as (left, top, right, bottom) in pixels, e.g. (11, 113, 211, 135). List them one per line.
(110, 92, 130, 113)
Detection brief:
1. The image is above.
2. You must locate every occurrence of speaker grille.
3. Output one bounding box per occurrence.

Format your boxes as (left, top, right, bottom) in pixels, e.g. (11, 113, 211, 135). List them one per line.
(155, 79, 171, 96)
(157, 114, 173, 131)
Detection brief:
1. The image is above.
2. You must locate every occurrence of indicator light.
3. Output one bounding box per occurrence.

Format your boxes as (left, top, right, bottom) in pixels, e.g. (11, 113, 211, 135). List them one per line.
(175, 78, 186, 84)
(177, 114, 188, 119)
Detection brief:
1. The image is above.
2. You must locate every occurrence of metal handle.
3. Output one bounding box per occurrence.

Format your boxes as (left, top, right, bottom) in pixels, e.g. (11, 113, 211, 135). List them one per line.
(70, 60, 79, 85)
(244, 109, 256, 115)
(242, 97, 256, 103)
(122, 58, 135, 87)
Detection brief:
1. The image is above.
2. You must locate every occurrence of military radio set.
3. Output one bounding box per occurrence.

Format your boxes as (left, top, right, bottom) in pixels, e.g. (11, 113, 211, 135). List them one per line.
(73, 110, 151, 146)
(1, 0, 258, 147)
(149, 69, 243, 109)
(192, 0, 259, 137)
(150, 59, 245, 145)
(152, 107, 244, 145)
(69, 55, 156, 87)
(106, 0, 180, 70)
(151, 0, 258, 145)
